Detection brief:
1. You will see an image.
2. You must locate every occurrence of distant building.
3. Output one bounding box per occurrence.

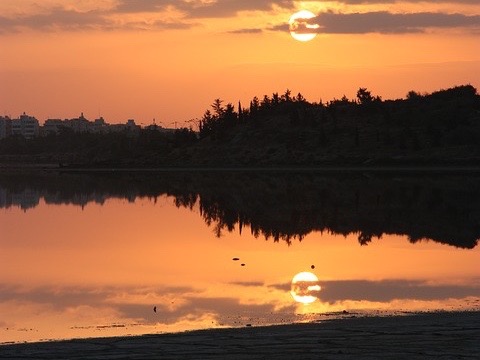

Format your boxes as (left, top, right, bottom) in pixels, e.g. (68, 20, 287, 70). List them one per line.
(44, 115, 107, 135)
(3, 113, 148, 139)
(0, 116, 12, 139)
(126, 119, 140, 131)
(43, 119, 64, 135)
(93, 117, 107, 133)
(109, 119, 141, 133)
(11, 113, 40, 139)
(65, 113, 90, 133)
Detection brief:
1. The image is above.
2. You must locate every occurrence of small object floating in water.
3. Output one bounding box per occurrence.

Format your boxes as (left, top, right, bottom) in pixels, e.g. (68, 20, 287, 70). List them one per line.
(232, 258, 240, 261)
(311, 265, 315, 269)
(153, 306, 157, 313)
(241, 263, 245, 266)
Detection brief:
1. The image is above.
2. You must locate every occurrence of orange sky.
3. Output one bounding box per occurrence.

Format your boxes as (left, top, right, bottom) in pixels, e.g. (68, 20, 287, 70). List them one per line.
(1, 1, 479, 126)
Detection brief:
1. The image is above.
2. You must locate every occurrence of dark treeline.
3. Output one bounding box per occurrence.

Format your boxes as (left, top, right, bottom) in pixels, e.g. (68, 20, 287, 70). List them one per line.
(1, 85, 480, 167)
(1, 170, 479, 249)
(0, 126, 197, 166)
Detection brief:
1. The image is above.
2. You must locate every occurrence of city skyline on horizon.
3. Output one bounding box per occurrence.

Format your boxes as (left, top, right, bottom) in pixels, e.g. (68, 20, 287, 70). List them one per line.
(3, 81, 478, 129)
(1, 0, 479, 124)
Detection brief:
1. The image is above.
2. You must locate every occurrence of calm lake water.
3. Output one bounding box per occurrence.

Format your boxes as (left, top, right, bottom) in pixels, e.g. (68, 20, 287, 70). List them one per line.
(1, 170, 479, 343)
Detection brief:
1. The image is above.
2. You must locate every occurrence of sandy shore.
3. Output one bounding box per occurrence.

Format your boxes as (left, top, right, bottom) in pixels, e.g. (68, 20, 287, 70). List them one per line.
(1, 311, 479, 359)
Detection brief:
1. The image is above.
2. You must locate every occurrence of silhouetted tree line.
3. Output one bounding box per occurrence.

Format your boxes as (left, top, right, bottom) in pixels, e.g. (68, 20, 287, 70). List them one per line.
(198, 89, 316, 139)
(1, 84, 479, 167)
(198, 84, 478, 135)
(189, 84, 480, 167)
(0, 126, 197, 166)
(1, 171, 479, 249)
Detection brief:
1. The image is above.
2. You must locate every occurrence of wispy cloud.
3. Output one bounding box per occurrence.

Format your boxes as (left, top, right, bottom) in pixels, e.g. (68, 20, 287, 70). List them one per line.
(227, 28, 264, 34)
(329, 0, 480, 4)
(0, 0, 295, 33)
(114, 0, 294, 17)
(0, 7, 106, 33)
(0, 6, 194, 33)
(229, 281, 266, 287)
(318, 11, 480, 34)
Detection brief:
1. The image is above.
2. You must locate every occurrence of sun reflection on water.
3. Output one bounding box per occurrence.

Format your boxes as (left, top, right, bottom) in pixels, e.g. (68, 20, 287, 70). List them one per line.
(290, 272, 322, 304)
(1, 181, 479, 344)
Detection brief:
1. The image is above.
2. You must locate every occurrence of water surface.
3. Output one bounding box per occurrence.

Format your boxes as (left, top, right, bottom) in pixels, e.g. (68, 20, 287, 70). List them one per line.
(1, 171, 479, 343)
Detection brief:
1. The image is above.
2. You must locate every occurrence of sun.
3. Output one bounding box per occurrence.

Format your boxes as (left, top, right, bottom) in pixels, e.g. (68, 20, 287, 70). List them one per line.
(289, 10, 319, 42)
(290, 271, 321, 304)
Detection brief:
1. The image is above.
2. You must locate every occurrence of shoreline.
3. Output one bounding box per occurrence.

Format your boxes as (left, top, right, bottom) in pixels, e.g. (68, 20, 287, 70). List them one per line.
(2, 163, 480, 173)
(2, 311, 479, 359)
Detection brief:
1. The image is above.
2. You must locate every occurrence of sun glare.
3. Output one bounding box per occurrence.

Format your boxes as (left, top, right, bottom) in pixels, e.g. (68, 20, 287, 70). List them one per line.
(289, 10, 319, 42)
(290, 271, 321, 304)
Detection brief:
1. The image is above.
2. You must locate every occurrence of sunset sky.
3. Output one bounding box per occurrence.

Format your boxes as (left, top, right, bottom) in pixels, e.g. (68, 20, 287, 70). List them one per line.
(1, 0, 479, 126)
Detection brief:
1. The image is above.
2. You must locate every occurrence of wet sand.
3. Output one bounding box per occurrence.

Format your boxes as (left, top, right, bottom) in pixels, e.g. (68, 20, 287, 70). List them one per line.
(1, 311, 479, 359)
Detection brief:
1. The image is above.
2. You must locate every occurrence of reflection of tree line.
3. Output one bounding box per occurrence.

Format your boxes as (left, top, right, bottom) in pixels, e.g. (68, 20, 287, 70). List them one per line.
(184, 172, 480, 249)
(1, 171, 479, 249)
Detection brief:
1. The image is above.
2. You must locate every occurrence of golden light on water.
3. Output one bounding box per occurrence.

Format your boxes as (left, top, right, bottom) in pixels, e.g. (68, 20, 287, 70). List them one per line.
(290, 271, 321, 304)
(2, 190, 480, 343)
(289, 10, 319, 42)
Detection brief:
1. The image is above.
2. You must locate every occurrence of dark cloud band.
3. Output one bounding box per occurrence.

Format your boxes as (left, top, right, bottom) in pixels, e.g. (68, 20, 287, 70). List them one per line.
(316, 11, 480, 34)
(0, 2, 479, 34)
(114, 0, 295, 17)
(269, 11, 480, 35)
(0, 0, 294, 33)
(328, 0, 480, 4)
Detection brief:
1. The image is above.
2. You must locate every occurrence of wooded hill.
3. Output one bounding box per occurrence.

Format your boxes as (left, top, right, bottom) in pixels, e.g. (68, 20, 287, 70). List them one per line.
(1, 85, 479, 167)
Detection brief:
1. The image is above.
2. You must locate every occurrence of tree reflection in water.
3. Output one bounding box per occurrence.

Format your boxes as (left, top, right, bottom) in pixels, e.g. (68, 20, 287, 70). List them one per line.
(0, 170, 479, 249)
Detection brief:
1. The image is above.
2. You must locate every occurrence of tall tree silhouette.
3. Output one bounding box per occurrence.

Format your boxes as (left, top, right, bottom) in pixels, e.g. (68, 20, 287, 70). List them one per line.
(357, 88, 374, 104)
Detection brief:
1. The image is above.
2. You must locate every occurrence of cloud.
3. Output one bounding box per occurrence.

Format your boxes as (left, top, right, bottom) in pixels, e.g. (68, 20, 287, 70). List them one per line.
(0, 4, 194, 33)
(330, 0, 480, 4)
(180, 0, 294, 19)
(271, 10, 480, 34)
(320, 11, 480, 34)
(114, 0, 171, 13)
(227, 28, 263, 34)
(114, 0, 294, 17)
(0, 0, 294, 33)
(1, 1, 479, 34)
(0, 7, 109, 33)
(229, 281, 266, 287)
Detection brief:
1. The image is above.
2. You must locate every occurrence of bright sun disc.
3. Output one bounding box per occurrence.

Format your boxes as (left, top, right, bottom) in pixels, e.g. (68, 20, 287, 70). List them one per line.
(289, 10, 319, 42)
(290, 271, 321, 304)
